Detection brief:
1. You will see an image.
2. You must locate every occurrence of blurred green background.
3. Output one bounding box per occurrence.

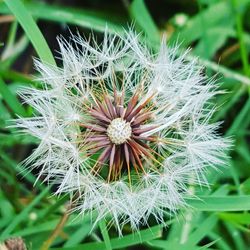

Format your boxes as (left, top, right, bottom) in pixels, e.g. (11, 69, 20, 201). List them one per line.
(0, 0, 250, 249)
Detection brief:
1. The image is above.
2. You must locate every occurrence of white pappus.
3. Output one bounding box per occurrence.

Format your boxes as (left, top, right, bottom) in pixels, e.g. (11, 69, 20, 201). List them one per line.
(14, 28, 231, 234)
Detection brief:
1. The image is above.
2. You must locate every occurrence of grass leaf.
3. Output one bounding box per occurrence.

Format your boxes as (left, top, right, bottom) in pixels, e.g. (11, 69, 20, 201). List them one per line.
(130, 0, 160, 44)
(3, 0, 56, 65)
(0, 76, 26, 116)
(187, 195, 250, 211)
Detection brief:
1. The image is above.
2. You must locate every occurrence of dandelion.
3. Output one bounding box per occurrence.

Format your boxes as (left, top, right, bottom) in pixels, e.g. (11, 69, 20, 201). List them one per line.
(14, 28, 231, 234)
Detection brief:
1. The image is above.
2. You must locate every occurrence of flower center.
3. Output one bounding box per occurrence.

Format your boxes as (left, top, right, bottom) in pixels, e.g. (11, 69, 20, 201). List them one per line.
(107, 118, 132, 145)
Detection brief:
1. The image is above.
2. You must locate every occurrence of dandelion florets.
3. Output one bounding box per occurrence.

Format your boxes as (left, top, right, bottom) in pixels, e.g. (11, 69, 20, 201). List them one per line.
(107, 118, 132, 145)
(82, 88, 158, 181)
(14, 28, 231, 234)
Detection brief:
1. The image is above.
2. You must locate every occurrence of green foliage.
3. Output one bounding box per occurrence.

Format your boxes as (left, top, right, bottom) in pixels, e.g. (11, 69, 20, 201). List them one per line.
(3, 0, 56, 65)
(0, 0, 250, 249)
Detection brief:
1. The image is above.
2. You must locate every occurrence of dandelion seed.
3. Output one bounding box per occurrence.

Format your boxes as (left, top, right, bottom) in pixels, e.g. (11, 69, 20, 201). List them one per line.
(14, 28, 231, 234)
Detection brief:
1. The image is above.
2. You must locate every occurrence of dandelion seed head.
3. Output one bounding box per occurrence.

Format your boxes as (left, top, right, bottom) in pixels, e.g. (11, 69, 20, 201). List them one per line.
(13, 27, 232, 233)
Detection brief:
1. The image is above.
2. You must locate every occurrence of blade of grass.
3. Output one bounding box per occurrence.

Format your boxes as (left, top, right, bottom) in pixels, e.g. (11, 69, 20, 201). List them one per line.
(231, 0, 249, 76)
(53, 224, 163, 250)
(1, 21, 18, 60)
(213, 86, 245, 122)
(130, 0, 160, 44)
(207, 231, 231, 250)
(0, 2, 124, 35)
(99, 219, 112, 250)
(0, 132, 38, 146)
(170, 186, 229, 248)
(224, 222, 245, 250)
(37, 196, 69, 222)
(187, 214, 218, 246)
(186, 54, 250, 86)
(219, 212, 250, 224)
(0, 69, 33, 84)
(194, 27, 230, 60)
(0, 187, 50, 241)
(168, 0, 249, 47)
(1, 35, 29, 69)
(0, 153, 43, 188)
(3, 0, 56, 65)
(12, 213, 92, 237)
(0, 191, 15, 229)
(63, 222, 92, 247)
(0, 100, 11, 125)
(195, 0, 210, 60)
(186, 195, 250, 211)
(0, 76, 26, 116)
(236, 140, 250, 164)
(226, 97, 250, 135)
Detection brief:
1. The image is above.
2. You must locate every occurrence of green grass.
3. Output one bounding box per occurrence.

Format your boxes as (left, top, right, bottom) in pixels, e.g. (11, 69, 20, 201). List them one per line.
(3, 0, 56, 65)
(0, 0, 250, 249)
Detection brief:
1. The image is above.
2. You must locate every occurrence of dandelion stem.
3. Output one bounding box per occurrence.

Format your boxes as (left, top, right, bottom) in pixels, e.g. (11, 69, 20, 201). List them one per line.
(40, 203, 71, 250)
